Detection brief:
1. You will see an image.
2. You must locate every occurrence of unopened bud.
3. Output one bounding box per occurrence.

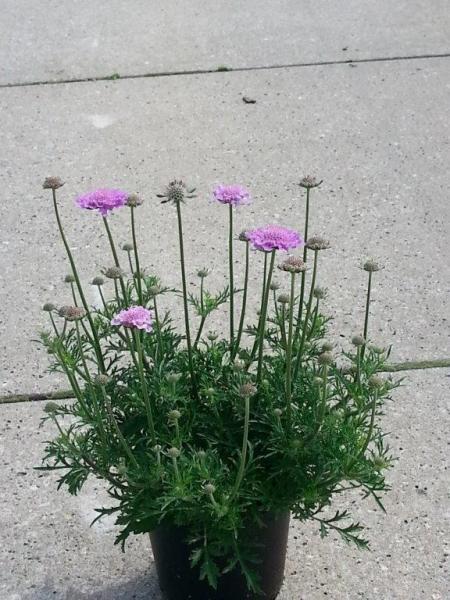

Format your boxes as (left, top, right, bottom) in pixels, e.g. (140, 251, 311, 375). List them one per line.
(203, 483, 216, 495)
(122, 243, 134, 252)
(239, 383, 257, 398)
(197, 268, 210, 278)
(318, 352, 333, 366)
(148, 285, 161, 297)
(166, 372, 182, 384)
(43, 401, 59, 414)
(64, 274, 75, 284)
(103, 266, 125, 280)
(306, 236, 331, 251)
(168, 409, 181, 421)
(277, 293, 290, 305)
(368, 375, 384, 389)
(91, 276, 105, 286)
(321, 342, 333, 352)
(363, 259, 382, 272)
(207, 331, 218, 341)
(168, 447, 180, 459)
(43, 176, 64, 190)
(352, 335, 366, 347)
(126, 193, 143, 207)
(313, 286, 327, 300)
(94, 373, 111, 387)
(269, 281, 280, 291)
(43, 303, 56, 312)
(274, 408, 283, 417)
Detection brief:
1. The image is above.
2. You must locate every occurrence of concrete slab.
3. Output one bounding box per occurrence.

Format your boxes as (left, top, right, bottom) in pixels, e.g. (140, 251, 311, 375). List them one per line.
(0, 369, 448, 598)
(1, 57, 450, 395)
(0, 0, 449, 85)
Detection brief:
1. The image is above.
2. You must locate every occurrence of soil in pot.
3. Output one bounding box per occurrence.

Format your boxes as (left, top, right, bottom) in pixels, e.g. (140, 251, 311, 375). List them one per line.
(150, 512, 290, 600)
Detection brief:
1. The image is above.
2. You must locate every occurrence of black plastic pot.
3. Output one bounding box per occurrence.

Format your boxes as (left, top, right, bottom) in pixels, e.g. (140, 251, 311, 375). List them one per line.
(150, 513, 290, 600)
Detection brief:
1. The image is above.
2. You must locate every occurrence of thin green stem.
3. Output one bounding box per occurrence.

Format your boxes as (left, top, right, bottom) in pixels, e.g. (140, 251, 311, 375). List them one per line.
(294, 249, 318, 379)
(51, 191, 105, 372)
(98, 286, 108, 311)
(103, 217, 128, 302)
(130, 207, 143, 304)
(233, 395, 250, 495)
(295, 187, 310, 342)
(100, 385, 138, 468)
(359, 390, 378, 457)
(233, 241, 250, 358)
(256, 250, 276, 384)
(134, 330, 156, 445)
(361, 271, 373, 360)
(307, 298, 320, 341)
(278, 299, 287, 350)
(70, 282, 78, 306)
(286, 272, 296, 429)
(175, 201, 196, 397)
(229, 204, 235, 346)
(249, 252, 268, 363)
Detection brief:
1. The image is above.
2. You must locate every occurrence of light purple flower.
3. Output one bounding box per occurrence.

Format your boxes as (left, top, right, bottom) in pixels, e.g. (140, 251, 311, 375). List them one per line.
(246, 225, 303, 253)
(212, 185, 251, 206)
(111, 306, 154, 333)
(76, 189, 128, 216)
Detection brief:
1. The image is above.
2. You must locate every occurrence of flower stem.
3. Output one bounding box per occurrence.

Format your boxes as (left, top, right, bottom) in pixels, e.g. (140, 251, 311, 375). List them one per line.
(233, 241, 250, 358)
(130, 206, 143, 304)
(286, 272, 296, 429)
(102, 217, 128, 303)
(100, 385, 138, 468)
(51, 190, 105, 372)
(229, 204, 235, 346)
(295, 187, 310, 342)
(294, 249, 318, 379)
(175, 201, 196, 397)
(256, 250, 276, 384)
(359, 389, 378, 456)
(249, 252, 268, 362)
(133, 330, 156, 445)
(361, 271, 373, 360)
(233, 395, 251, 495)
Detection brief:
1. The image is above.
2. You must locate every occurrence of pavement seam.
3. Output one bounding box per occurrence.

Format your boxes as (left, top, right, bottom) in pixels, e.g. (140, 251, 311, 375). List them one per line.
(1, 51, 449, 89)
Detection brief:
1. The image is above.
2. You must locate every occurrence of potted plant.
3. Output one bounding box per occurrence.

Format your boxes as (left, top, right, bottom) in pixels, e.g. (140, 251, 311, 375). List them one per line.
(38, 176, 397, 599)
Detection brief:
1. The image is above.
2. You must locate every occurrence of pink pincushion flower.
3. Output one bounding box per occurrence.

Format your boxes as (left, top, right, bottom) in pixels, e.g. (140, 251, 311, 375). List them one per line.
(246, 225, 303, 252)
(212, 185, 251, 206)
(111, 306, 154, 333)
(76, 189, 128, 216)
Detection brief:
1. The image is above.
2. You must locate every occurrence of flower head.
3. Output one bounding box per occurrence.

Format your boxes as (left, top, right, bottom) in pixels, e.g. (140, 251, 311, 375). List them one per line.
(91, 276, 105, 286)
(76, 189, 128, 216)
(212, 185, 251, 206)
(102, 266, 125, 280)
(111, 306, 154, 333)
(126, 193, 143, 208)
(43, 302, 56, 312)
(306, 236, 331, 251)
(363, 259, 382, 273)
(238, 230, 250, 242)
(278, 256, 307, 274)
(59, 306, 86, 321)
(158, 180, 196, 205)
(43, 177, 64, 190)
(239, 383, 257, 398)
(246, 225, 303, 253)
(299, 175, 322, 189)
(64, 274, 75, 283)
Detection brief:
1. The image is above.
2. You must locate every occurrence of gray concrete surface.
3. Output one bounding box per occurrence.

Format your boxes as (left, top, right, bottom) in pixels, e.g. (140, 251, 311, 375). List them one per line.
(1, 3, 450, 599)
(1, 58, 450, 395)
(0, 0, 449, 85)
(1, 370, 448, 599)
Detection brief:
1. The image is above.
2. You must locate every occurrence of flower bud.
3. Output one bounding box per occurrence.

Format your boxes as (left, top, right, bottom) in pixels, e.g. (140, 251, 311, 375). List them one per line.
(233, 359, 245, 371)
(363, 259, 382, 272)
(299, 175, 322, 189)
(306, 236, 331, 251)
(93, 373, 111, 387)
(43, 401, 59, 414)
(368, 375, 384, 389)
(91, 276, 105, 286)
(207, 331, 218, 341)
(197, 450, 207, 459)
(369, 345, 385, 355)
(168, 409, 181, 421)
(43, 176, 64, 190)
(352, 335, 366, 347)
(148, 285, 161, 297)
(278, 256, 307, 274)
(239, 383, 257, 398)
(103, 266, 125, 279)
(277, 294, 290, 305)
(168, 447, 180, 459)
(313, 286, 327, 300)
(122, 242, 134, 252)
(321, 342, 333, 352)
(274, 408, 283, 417)
(126, 193, 143, 207)
(64, 274, 75, 284)
(166, 372, 182, 384)
(318, 352, 333, 366)
(313, 376, 323, 386)
(43, 303, 56, 312)
(197, 268, 210, 278)
(64, 306, 86, 321)
(203, 483, 216, 495)
(269, 281, 280, 291)
(238, 230, 249, 242)
(153, 444, 162, 453)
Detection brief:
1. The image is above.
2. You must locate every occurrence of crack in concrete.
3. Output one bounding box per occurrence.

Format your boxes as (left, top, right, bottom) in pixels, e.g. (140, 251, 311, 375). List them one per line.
(1, 52, 449, 89)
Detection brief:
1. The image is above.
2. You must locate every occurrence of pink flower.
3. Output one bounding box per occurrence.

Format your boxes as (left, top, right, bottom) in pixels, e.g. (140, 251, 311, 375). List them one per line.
(76, 189, 128, 216)
(111, 306, 154, 333)
(212, 185, 251, 206)
(246, 225, 303, 252)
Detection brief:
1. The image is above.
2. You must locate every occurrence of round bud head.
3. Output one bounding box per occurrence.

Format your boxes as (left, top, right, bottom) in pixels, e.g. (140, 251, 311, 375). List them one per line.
(239, 383, 257, 398)
(64, 274, 75, 284)
(168, 447, 181, 459)
(166, 372, 182, 384)
(58, 305, 71, 318)
(103, 266, 125, 280)
(204, 483, 216, 495)
(134, 268, 148, 279)
(306, 236, 331, 251)
(43, 302, 56, 312)
(292, 439, 302, 449)
(321, 341, 334, 352)
(117, 462, 128, 475)
(278, 256, 307, 274)
(274, 408, 283, 417)
(121, 242, 134, 252)
(43, 401, 59, 414)
(64, 306, 86, 321)
(363, 259, 382, 272)
(43, 176, 64, 190)
(277, 293, 290, 305)
(299, 175, 322, 189)
(93, 373, 111, 387)
(318, 351, 334, 366)
(197, 450, 207, 459)
(233, 359, 245, 371)
(313, 376, 323, 386)
(352, 335, 366, 347)
(91, 276, 105, 286)
(168, 409, 181, 421)
(205, 387, 215, 398)
(368, 375, 384, 389)
(126, 193, 143, 208)
(207, 331, 218, 341)
(147, 285, 161, 298)
(238, 230, 249, 242)
(153, 444, 162, 453)
(313, 286, 328, 300)
(369, 345, 385, 355)
(161, 180, 193, 205)
(197, 268, 210, 279)
(269, 281, 280, 291)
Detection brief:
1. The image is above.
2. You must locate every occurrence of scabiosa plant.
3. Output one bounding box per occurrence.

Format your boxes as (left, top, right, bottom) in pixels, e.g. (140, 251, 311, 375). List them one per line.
(38, 176, 398, 598)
